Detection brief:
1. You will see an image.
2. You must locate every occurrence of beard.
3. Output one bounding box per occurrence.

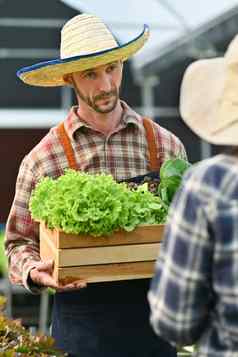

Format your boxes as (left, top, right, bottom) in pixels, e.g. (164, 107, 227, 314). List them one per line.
(75, 86, 119, 114)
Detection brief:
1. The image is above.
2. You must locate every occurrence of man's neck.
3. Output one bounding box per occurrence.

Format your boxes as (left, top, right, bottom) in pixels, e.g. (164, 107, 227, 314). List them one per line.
(77, 101, 123, 135)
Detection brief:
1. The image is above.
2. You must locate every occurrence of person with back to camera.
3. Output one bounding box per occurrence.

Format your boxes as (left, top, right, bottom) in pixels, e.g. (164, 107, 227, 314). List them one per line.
(6, 13, 187, 357)
(148, 34, 238, 357)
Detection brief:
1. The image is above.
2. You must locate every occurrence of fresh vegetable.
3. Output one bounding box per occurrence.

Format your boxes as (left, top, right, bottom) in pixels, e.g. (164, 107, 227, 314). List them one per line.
(0, 295, 66, 356)
(29, 158, 191, 236)
(30, 170, 167, 236)
(158, 158, 191, 204)
(160, 158, 190, 180)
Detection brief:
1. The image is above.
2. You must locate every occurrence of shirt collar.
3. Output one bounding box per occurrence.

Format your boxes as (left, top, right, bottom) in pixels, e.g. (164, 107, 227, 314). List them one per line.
(120, 101, 143, 128)
(64, 101, 143, 140)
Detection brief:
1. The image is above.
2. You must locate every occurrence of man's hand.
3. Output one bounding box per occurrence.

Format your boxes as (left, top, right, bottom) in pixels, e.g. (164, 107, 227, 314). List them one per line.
(29, 260, 87, 291)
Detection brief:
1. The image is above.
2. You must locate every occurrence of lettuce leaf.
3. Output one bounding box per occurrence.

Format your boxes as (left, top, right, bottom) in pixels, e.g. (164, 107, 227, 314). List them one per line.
(158, 158, 191, 205)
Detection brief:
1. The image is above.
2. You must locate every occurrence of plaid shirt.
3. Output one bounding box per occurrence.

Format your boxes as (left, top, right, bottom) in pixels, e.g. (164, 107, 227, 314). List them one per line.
(6, 101, 186, 292)
(149, 154, 238, 357)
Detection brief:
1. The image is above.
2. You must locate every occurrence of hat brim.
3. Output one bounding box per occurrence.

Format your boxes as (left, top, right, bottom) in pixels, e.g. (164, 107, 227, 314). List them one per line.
(17, 25, 149, 87)
(179, 57, 238, 145)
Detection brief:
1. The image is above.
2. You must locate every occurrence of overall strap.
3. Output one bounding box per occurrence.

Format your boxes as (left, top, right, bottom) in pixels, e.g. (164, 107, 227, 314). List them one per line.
(142, 117, 159, 171)
(57, 118, 159, 171)
(57, 122, 78, 170)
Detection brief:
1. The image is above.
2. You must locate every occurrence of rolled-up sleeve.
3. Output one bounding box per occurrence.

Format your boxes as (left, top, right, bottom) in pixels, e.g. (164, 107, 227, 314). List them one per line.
(5, 158, 44, 294)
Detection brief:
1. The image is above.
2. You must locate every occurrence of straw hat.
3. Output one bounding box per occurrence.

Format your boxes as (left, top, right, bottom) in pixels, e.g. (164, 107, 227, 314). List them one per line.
(17, 14, 149, 87)
(180, 34, 238, 145)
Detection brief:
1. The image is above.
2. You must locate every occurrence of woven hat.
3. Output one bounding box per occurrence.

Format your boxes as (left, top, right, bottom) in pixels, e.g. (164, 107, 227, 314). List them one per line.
(180, 34, 238, 145)
(17, 14, 149, 87)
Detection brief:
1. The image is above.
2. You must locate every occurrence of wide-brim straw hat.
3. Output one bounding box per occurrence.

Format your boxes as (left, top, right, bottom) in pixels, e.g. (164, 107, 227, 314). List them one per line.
(17, 14, 149, 87)
(180, 34, 238, 145)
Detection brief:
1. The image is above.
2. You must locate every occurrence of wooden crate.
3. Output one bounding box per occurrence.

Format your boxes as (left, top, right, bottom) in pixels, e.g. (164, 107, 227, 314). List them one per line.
(40, 222, 165, 284)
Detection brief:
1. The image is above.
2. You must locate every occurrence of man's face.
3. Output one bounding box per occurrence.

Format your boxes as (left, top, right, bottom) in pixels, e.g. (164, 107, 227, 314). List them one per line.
(71, 61, 123, 114)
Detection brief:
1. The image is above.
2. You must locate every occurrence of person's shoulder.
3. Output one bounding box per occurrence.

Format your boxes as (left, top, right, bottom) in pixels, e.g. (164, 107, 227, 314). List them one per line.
(151, 120, 182, 143)
(27, 109, 74, 160)
(184, 154, 238, 191)
(21, 125, 61, 170)
(30, 125, 59, 154)
(148, 120, 187, 159)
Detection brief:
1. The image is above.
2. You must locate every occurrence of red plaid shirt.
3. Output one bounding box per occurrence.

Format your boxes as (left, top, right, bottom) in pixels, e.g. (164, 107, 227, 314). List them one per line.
(6, 102, 187, 292)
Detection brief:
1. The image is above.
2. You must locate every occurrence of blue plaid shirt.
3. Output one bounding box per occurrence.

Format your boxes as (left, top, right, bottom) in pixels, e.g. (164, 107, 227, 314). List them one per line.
(148, 154, 238, 356)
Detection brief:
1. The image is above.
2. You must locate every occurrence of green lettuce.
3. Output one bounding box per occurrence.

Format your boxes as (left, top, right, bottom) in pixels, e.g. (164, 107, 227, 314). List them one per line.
(30, 170, 167, 236)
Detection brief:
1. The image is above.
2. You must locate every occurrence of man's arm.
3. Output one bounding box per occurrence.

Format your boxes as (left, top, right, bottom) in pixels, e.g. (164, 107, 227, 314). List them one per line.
(6, 158, 86, 293)
(5, 158, 44, 293)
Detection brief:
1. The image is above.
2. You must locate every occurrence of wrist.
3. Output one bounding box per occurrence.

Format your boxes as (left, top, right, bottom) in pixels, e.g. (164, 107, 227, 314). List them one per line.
(26, 267, 45, 294)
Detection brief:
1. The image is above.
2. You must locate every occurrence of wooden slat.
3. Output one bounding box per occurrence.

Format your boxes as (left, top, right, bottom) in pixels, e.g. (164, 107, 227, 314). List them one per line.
(40, 232, 59, 281)
(58, 243, 160, 267)
(40, 233, 59, 282)
(40, 222, 165, 249)
(57, 261, 157, 284)
(40, 223, 58, 248)
(40, 231, 57, 263)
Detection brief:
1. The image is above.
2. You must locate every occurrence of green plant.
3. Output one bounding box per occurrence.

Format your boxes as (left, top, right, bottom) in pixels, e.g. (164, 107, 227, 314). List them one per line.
(29, 159, 191, 236)
(0, 295, 66, 356)
(0, 231, 8, 276)
(29, 170, 168, 236)
(158, 158, 191, 205)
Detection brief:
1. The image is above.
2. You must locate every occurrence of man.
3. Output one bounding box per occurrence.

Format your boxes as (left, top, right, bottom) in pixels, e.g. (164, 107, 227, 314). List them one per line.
(6, 13, 187, 357)
(148, 35, 238, 356)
